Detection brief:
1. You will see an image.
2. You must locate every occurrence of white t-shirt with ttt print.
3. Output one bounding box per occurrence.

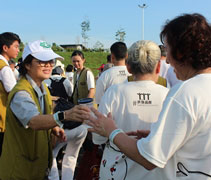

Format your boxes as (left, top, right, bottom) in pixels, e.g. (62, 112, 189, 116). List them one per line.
(95, 66, 131, 104)
(93, 80, 169, 180)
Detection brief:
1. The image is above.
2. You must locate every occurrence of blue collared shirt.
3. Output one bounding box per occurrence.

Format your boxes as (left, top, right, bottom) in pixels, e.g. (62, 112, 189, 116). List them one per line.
(10, 74, 47, 128)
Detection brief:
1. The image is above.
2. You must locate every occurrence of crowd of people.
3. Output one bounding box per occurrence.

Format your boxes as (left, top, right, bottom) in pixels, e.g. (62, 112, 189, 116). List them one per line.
(0, 13, 210, 180)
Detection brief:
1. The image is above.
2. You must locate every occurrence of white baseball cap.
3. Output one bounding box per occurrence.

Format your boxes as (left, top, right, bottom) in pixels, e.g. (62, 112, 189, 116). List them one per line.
(22, 40, 64, 61)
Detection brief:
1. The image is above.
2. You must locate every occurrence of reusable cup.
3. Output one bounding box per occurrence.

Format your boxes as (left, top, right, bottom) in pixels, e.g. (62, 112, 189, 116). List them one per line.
(78, 98, 93, 108)
(78, 98, 94, 128)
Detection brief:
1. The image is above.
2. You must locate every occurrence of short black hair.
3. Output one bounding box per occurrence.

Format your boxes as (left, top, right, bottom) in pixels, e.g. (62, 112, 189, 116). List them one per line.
(110, 42, 127, 61)
(66, 64, 74, 72)
(0, 32, 21, 54)
(71, 50, 84, 59)
(159, 45, 167, 57)
(18, 55, 34, 77)
(107, 54, 111, 63)
(18, 57, 23, 63)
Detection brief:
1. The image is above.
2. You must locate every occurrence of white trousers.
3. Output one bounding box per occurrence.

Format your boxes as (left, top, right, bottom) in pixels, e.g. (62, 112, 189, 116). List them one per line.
(49, 125, 87, 180)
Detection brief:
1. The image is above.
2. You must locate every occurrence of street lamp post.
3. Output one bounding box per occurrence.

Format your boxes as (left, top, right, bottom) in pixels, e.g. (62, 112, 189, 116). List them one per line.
(138, 4, 147, 40)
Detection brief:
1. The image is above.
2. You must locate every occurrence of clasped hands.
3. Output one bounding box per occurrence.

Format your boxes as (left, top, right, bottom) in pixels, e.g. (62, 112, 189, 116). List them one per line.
(54, 105, 150, 141)
(78, 106, 151, 140)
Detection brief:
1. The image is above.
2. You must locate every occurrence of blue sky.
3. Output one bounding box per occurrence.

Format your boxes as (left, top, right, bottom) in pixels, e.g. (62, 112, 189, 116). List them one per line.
(1, 0, 211, 49)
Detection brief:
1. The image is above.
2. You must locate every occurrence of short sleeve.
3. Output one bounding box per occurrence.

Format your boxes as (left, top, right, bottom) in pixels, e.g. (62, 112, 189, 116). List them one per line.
(95, 75, 106, 104)
(0, 66, 16, 92)
(10, 91, 40, 128)
(63, 78, 73, 97)
(86, 70, 95, 90)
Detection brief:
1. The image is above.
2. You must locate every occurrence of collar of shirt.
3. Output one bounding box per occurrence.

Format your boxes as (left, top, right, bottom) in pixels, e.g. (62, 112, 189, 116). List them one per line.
(26, 74, 47, 96)
(0, 54, 9, 65)
(26, 74, 47, 113)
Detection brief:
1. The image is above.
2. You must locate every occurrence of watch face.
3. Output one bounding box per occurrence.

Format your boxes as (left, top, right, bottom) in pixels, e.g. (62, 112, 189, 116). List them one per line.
(58, 112, 64, 121)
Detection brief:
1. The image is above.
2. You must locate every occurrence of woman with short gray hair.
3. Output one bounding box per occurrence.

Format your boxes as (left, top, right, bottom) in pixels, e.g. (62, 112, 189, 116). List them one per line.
(91, 40, 169, 180)
(127, 40, 161, 75)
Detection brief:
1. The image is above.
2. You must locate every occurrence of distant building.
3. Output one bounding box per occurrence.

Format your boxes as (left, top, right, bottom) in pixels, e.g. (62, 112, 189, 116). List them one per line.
(60, 44, 85, 50)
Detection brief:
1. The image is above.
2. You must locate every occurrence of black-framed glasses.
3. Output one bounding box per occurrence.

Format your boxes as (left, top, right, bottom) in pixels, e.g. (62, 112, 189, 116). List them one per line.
(34, 59, 55, 67)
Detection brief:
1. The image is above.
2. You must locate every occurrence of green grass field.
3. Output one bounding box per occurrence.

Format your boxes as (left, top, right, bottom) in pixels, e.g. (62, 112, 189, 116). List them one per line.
(16, 50, 109, 77)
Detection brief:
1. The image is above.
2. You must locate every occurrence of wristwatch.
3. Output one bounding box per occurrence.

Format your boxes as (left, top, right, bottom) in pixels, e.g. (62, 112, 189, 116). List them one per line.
(58, 111, 65, 122)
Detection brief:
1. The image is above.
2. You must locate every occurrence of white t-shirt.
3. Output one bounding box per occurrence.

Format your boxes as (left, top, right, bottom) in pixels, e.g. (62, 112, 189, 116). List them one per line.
(0, 55, 16, 92)
(93, 80, 169, 180)
(95, 66, 131, 104)
(166, 66, 182, 88)
(137, 74, 211, 180)
(13, 68, 19, 81)
(159, 60, 170, 79)
(86, 70, 95, 90)
(65, 72, 74, 83)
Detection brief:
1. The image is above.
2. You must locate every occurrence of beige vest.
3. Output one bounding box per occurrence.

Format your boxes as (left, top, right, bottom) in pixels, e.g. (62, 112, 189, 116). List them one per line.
(73, 67, 91, 104)
(0, 77, 53, 180)
(0, 60, 8, 132)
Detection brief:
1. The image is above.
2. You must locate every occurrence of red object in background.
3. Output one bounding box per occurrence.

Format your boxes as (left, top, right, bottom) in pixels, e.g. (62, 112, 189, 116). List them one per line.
(97, 64, 105, 72)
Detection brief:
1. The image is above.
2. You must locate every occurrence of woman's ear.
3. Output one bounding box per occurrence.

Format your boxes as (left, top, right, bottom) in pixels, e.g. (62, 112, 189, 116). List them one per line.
(25, 63, 31, 71)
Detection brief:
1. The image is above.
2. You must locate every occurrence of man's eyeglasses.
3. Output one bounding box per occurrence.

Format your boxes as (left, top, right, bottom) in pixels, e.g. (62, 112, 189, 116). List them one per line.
(34, 59, 55, 67)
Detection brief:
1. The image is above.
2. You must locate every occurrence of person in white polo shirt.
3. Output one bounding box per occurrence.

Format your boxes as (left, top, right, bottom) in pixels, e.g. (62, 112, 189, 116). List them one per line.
(95, 42, 131, 105)
(158, 44, 170, 79)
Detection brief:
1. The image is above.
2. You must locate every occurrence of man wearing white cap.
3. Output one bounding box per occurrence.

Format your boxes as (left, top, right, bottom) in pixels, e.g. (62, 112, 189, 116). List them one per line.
(0, 40, 90, 180)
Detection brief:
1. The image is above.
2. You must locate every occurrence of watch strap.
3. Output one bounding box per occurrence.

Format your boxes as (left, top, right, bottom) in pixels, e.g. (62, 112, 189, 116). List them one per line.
(53, 112, 64, 128)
